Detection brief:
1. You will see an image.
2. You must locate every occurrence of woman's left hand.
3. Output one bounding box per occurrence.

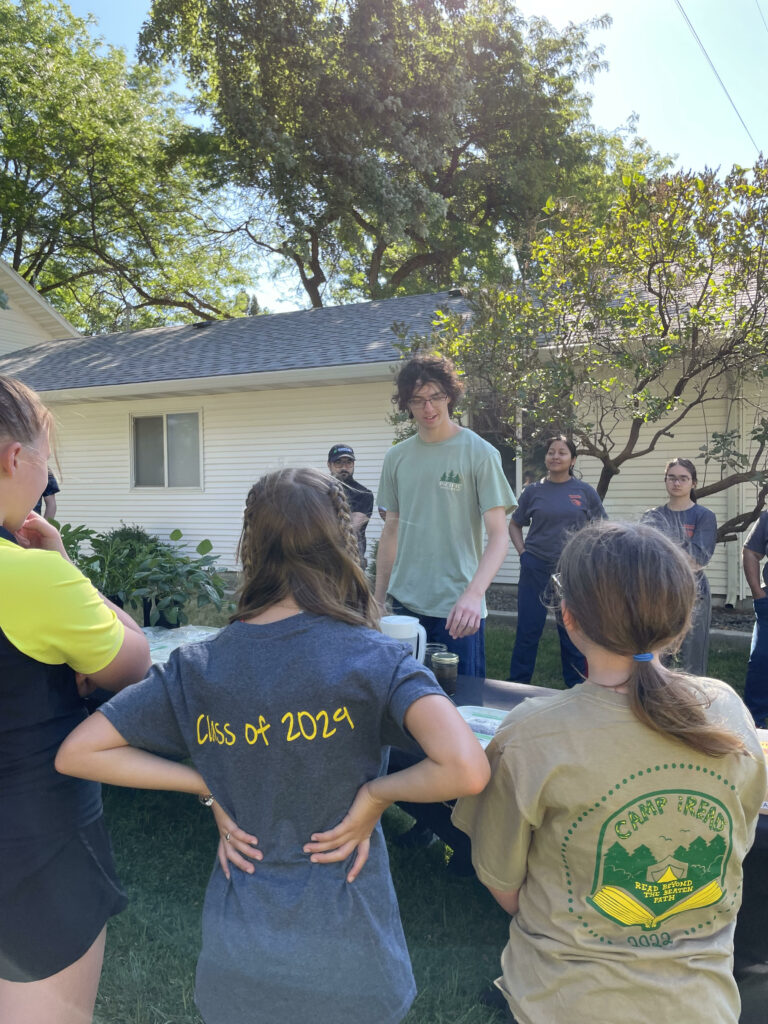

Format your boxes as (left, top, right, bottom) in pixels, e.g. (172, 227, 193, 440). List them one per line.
(14, 512, 68, 557)
(211, 801, 262, 879)
(303, 782, 389, 883)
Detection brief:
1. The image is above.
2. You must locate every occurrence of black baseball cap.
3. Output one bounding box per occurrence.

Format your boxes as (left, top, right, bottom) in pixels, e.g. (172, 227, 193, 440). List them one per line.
(328, 444, 355, 462)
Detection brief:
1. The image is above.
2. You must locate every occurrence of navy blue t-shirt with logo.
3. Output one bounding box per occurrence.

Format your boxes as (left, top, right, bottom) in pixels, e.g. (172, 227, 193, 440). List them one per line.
(512, 478, 606, 563)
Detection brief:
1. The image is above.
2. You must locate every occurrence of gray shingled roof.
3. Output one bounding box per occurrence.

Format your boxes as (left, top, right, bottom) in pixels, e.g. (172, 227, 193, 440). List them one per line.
(0, 291, 468, 393)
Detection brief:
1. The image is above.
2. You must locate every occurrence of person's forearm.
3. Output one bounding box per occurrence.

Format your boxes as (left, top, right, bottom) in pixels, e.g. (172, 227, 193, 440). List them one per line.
(508, 521, 525, 555)
(366, 744, 489, 809)
(374, 521, 398, 606)
(57, 735, 206, 795)
(350, 512, 369, 534)
(743, 550, 766, 598)
(463, 527, 510, 600)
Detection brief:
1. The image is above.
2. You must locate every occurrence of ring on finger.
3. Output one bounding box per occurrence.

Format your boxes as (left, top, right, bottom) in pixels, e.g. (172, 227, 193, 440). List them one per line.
(224, 832, 231, 842)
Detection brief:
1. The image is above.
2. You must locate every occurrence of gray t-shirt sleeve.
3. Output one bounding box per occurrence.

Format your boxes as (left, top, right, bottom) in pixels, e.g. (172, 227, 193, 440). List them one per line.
(690, 506, 717, 567)
(99, 650, 189, 759)
(380, 650, 449, 748)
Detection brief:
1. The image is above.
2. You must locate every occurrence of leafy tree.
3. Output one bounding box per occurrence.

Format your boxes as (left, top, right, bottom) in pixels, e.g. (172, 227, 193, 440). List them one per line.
(398, 163, 768, 540)
(140, 0, 663, 307)
(0, 0, 252, 333)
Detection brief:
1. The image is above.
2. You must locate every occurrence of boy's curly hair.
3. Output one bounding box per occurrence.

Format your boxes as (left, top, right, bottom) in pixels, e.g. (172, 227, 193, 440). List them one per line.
(393, 355, 464, 417)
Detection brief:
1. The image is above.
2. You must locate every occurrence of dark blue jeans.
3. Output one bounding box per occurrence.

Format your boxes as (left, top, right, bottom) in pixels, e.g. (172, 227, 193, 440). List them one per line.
(744, 597, 768, 727)
(508, 551, 586, 688)
(391, 600, 486, 678)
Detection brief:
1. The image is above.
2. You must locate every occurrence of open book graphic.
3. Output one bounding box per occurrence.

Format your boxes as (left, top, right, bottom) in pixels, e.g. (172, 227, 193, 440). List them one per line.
(590, 878, 723, 930)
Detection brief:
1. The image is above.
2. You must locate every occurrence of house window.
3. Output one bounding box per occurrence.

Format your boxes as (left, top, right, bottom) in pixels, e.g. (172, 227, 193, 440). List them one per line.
(132, 412, 201, 487)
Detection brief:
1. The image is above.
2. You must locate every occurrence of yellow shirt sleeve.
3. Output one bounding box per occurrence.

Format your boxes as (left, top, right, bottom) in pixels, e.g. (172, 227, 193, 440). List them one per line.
(0, 541, 124, 674)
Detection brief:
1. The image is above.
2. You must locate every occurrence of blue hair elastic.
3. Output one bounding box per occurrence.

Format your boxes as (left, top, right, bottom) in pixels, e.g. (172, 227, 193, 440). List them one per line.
(633, 653, 653, 662)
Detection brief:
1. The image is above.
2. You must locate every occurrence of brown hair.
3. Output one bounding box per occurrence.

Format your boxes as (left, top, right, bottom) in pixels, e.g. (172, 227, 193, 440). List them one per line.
(558, 520, 747, 757)
(233, 467, 377, 629)
(0, 375, 53, 446)
(394, 355, 464, 416)
(665, 457, 698, 502)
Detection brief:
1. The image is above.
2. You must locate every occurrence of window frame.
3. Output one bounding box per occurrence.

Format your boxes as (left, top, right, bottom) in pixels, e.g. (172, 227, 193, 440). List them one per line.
(130, 409, 204, 491)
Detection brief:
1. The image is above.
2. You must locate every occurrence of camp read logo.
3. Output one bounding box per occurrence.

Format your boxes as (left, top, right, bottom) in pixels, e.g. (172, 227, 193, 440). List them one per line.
(588, 789, 731, 932)
(439, 470, 463, 492)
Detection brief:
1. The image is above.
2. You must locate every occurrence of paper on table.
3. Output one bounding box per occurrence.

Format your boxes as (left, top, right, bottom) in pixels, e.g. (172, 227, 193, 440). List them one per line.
(142, 625, 221, 664)
(457, 705, 510, 749)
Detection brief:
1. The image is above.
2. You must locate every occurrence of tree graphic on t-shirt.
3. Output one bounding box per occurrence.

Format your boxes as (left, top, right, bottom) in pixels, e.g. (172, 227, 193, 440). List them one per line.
(602, 842, 656, 887)
(672, 834, 726, 889)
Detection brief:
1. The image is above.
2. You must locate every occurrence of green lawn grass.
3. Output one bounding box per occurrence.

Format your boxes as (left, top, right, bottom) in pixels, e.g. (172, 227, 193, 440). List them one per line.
(93, 626, 754, 1023)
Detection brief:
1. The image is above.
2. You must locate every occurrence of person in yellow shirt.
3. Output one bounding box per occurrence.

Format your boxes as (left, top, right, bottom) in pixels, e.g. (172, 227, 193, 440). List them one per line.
(0, 375, 151, 1024)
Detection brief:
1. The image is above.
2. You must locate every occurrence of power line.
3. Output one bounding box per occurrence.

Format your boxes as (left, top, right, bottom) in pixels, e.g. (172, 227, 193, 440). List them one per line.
(755, 0, 768, 38)
(673, 0, 761, 156)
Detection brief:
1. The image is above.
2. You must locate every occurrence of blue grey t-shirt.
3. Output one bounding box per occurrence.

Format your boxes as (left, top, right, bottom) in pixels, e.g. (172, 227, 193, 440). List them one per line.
(512, 478, 606, 563)
(641, 504, 717, 569)
(744, 511, 768, 586)
(101, 613, 446, 1024)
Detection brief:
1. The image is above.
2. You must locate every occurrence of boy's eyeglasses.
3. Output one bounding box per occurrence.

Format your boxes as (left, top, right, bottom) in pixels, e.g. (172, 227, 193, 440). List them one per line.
(550, 573, 563, 597)
(665, 475, 692, 483)
(408, 393, 448, 410)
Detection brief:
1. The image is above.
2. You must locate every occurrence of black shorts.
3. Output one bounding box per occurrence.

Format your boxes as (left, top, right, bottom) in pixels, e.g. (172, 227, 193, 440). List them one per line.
(0, 815, 127, 982)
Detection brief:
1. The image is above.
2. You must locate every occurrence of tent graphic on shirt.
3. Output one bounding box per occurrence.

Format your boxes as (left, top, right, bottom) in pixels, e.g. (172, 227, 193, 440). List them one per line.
(587, 789, 732, 931)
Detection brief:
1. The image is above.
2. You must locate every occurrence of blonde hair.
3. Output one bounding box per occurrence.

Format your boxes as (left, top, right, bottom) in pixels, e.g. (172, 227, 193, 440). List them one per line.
(0, 375, 53, 446)
(233, 467, 377, 629)
(558, 520, 746, 757)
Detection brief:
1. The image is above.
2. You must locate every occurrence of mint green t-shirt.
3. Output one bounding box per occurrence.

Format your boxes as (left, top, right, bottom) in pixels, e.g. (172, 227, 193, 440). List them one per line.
(376, 427, 517, 618)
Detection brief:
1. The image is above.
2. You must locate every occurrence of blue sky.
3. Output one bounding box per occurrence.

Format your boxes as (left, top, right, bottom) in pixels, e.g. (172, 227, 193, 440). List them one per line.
(64, 0, 767, 306)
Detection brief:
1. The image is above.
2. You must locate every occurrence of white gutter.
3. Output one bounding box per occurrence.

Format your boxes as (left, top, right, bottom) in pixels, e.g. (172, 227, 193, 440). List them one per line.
(38, 359, 398, 404)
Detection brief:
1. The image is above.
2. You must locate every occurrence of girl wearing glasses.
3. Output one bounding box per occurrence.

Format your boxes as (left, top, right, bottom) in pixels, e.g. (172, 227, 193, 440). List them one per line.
(641, 457, 717, 675)
(454, 520, 764, 1024)
(0, 376, 150, 1024)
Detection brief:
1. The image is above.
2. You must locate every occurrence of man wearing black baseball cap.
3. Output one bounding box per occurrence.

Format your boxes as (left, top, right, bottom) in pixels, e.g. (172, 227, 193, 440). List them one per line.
(327, 444, 374, 564)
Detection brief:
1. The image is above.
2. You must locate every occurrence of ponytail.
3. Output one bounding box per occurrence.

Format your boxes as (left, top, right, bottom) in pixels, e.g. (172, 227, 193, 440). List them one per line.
(559, 521, 747, 758)
(629, 661, 747, 757)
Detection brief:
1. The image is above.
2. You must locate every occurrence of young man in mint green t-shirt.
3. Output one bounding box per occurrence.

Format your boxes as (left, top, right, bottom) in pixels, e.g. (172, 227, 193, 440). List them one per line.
(375, 355, 516, 678)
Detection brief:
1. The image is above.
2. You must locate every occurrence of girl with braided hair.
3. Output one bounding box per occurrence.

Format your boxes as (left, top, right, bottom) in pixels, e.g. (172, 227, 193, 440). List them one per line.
(57, 467, 488, 1024)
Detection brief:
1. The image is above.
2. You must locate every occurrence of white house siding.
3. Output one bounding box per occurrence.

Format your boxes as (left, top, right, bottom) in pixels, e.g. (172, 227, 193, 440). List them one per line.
(0, 261, 78, 352)
(0, 302, 62, 354)
(50, 381, 396, 571)
(49, 379, 759, 602)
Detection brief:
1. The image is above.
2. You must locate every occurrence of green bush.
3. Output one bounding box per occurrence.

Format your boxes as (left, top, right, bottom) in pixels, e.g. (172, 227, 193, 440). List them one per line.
(130, 529, 227, 627)
(57, 521, 228, 628)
